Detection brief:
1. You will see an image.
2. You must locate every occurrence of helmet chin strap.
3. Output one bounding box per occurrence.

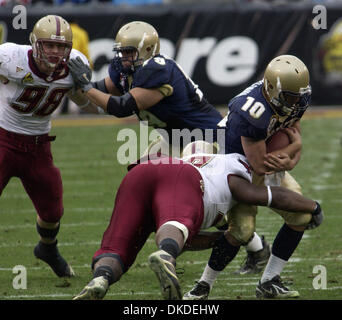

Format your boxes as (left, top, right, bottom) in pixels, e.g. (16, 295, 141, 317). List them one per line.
(38, 57, 58, 75)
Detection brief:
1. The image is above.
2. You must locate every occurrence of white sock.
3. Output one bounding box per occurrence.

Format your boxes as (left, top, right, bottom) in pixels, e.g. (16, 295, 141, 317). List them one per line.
(199, 264, 220, 289)
(260, 254, 287, 284)
(245, 232, 263, 252)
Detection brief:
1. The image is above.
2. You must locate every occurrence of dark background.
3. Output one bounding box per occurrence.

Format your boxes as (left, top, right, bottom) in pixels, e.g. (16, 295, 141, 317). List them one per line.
(1, 1, 342, 106)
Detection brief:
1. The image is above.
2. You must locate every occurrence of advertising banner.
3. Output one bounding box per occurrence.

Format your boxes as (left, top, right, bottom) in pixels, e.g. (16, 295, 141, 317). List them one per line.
(1, 3, 341, 105)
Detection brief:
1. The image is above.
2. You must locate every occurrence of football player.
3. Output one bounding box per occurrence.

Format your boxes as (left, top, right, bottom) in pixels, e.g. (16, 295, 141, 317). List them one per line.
(67, 20, 222, 156)
(184, 55, 316, 300)
(67, 20, 271, 267)
(0, 15, 97, 279)
(72, 147, 323, 300)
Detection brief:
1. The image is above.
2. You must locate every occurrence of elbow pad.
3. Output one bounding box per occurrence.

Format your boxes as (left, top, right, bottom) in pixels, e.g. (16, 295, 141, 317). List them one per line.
(107, 92, 139, 118)
(91, 79, 108, 93)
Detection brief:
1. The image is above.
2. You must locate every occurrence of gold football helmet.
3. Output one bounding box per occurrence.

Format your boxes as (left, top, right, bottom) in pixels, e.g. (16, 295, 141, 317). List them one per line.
(112, 21, 160, 74)
(30, 15, 73, 70)
(263, 55, 311, 116)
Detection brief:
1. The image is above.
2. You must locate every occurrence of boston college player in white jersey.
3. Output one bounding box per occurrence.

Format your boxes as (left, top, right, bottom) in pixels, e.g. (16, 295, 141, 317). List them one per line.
(72, 142, 323, 300)
(0, 15, 97, 278)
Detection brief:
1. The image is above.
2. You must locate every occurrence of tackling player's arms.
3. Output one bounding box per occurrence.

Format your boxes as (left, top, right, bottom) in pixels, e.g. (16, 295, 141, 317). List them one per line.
(84, 85, 165, 113)
(228, 175, 317, 213)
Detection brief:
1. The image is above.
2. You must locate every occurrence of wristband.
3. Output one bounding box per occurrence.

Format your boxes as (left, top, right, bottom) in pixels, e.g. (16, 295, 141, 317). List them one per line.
(312, 201, 321, 216)
(267, 186, 272, 207)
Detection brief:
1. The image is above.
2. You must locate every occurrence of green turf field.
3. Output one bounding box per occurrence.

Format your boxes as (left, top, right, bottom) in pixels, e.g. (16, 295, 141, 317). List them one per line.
(0, 114, 341, 300)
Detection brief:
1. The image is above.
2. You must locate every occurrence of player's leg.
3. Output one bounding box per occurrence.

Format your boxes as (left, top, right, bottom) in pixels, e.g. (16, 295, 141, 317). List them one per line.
(234, 174, 271, 275)
(21, 142, 74, 278)
(182, 230, 224, 252)
(148, 224, 184, 300)
(148, 163, 204, 300)
(256, 172, 311, 298)
(73, 165, 156, 300)
(0, 144, 14, 197)
(235, 233, 271, 275)
(184, 203, 256, 300)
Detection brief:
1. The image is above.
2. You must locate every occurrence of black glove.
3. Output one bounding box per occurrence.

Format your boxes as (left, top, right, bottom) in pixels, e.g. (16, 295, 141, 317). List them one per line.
(306, 201, 324, 230)
(67, 56, 93, 92)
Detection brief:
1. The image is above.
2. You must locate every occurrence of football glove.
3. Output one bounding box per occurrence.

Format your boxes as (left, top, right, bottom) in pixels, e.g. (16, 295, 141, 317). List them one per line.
(67, 57, 93, 92)
(306, 201, 324, 230)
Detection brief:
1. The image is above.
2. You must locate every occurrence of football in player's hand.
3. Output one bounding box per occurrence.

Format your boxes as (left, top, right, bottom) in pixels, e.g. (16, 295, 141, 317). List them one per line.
(266, 130, 290, 153)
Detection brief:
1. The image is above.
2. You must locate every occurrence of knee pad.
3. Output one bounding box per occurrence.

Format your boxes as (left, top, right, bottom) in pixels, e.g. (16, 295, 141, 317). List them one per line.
(228, 221, 255, 245)
(283, 212, 312, 227)
(227, 204, 256, 245)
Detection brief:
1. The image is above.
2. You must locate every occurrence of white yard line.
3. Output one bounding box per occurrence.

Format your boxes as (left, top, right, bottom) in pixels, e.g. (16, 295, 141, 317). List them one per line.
(0, 207, 113, 215)
(0, 241, 101, 248)
(2, 192, 106, 199)
(1, 285, 341, 300)
(0, 222, 105, 231)
(0, 291, 159, 299)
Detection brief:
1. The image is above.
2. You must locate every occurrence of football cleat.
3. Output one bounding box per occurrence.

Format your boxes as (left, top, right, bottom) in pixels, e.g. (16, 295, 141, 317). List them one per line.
(148, 250, 182, 300)
(73, 276, 109, 300)
(183, 281, 210, 300)
(256, 275, 300, 299)
(34, 241, 75, 277)
(234, 236, 271, 275)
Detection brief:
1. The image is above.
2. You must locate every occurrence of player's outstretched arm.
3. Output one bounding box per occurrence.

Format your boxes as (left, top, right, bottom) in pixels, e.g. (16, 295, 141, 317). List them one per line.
(67, 57, 165, 117)
(67, 89, 99, 114)
(229, 175, 317, 215)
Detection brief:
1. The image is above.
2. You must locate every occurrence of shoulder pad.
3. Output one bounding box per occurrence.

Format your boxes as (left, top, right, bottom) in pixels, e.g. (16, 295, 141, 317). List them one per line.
(133, 56, 170, 88)
(0, 43, 27, 77)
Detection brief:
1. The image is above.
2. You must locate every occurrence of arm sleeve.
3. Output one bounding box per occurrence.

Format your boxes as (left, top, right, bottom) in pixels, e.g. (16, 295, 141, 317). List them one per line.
(0, 43, 12, 77)
(106, 92, 139, 118)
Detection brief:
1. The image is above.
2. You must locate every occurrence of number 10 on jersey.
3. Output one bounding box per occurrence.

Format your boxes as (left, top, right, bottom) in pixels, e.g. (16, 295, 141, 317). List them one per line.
(241, 96, 265, 119)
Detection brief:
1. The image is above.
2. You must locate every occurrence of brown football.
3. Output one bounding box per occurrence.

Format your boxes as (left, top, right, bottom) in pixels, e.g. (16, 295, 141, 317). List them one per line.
(266, 130, 290, 153)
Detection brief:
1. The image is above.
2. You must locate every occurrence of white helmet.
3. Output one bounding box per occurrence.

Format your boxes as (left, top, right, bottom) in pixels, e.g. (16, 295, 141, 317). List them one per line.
(182, 141, 218, 157)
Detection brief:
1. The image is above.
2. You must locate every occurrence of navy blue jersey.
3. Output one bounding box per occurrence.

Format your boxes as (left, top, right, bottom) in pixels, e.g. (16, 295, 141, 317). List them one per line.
(108, 54, 222, 144)
(220, 81, 306, 155)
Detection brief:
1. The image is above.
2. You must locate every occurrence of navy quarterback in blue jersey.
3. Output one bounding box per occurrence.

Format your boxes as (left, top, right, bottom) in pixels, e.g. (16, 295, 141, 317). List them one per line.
(67, 21, 222, 155)
(222, 79, 309, 158)
(184, 55, 323, 300)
